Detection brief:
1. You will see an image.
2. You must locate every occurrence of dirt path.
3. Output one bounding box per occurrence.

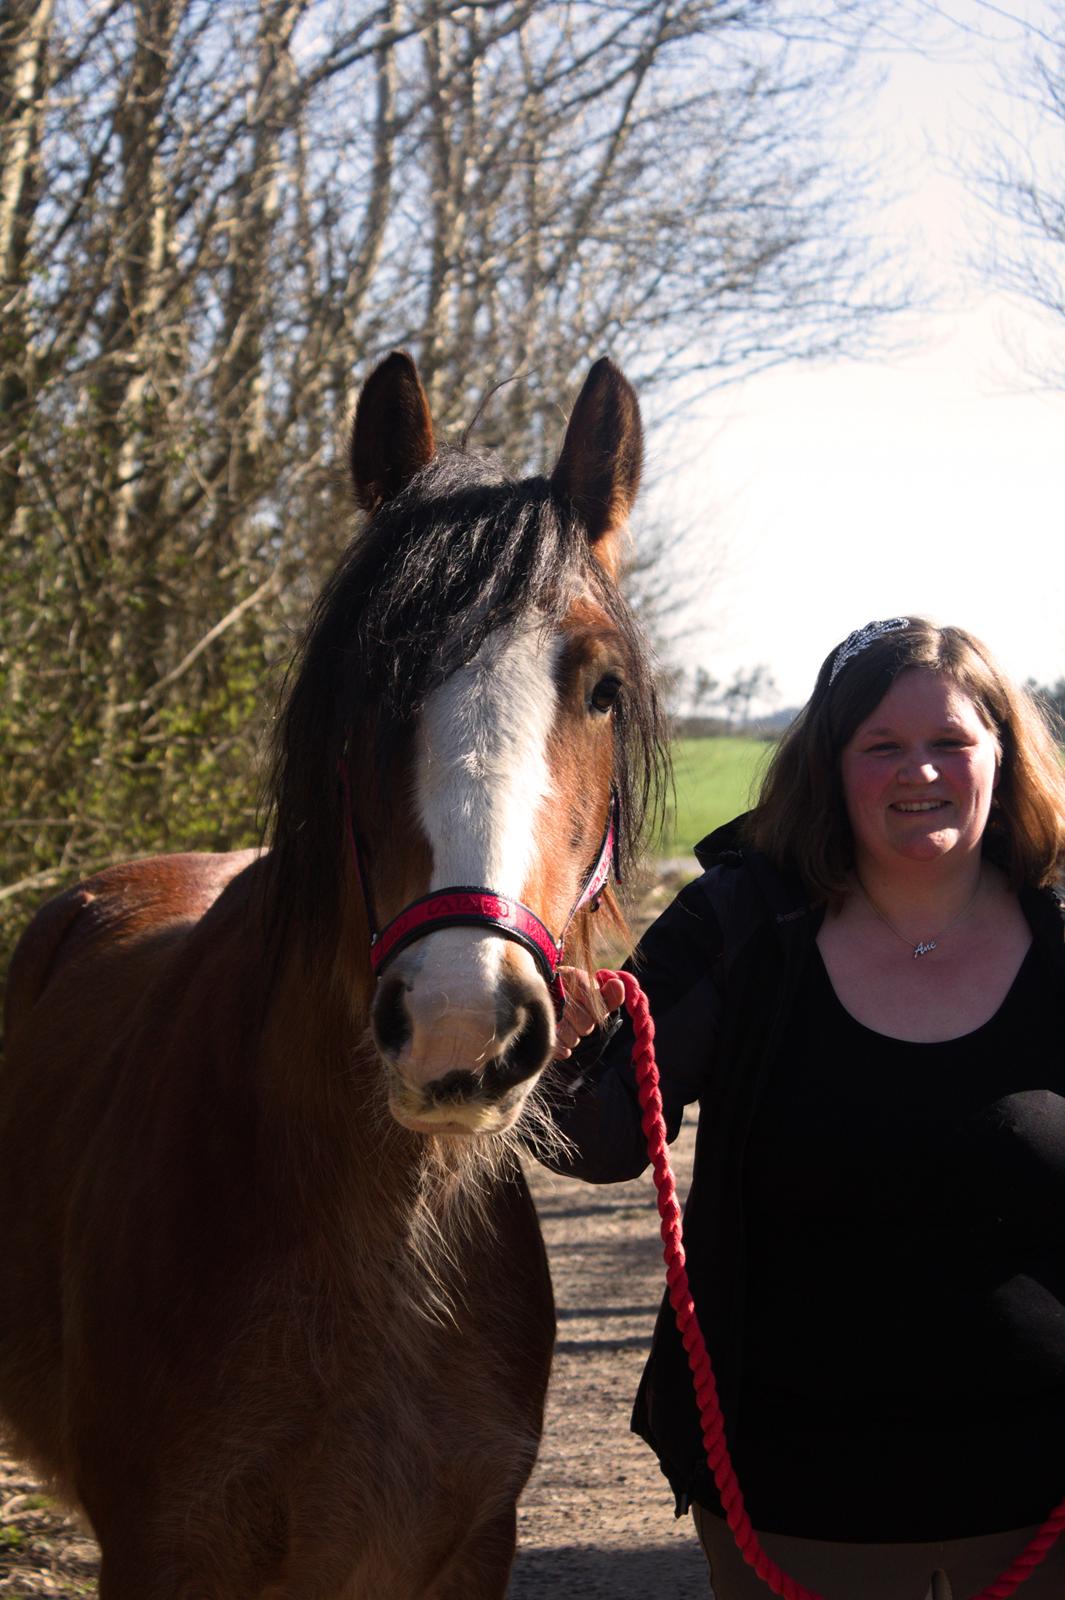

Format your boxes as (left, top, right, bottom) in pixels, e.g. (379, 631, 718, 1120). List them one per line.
(0, 1461, 97, 1596)
(510, 1118, 710, 1598)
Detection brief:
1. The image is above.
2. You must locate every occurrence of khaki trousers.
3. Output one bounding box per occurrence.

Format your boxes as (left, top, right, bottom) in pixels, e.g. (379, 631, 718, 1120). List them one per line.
(693, 1505, 1065, 1600)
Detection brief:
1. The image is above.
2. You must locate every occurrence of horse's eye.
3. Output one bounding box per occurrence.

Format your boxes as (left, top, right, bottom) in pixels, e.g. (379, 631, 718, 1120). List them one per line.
(589, 674, 622, 714)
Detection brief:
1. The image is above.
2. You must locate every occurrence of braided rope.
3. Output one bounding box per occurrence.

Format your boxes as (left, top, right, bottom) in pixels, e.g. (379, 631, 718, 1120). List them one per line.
(598, 967, 1065, 1600)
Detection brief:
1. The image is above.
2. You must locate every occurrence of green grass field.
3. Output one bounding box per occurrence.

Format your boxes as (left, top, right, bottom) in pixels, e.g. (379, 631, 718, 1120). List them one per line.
(654, 736, 774, 858)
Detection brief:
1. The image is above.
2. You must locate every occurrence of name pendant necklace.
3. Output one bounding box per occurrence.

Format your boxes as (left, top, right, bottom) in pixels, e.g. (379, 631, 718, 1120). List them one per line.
(856, 876, 983, 959)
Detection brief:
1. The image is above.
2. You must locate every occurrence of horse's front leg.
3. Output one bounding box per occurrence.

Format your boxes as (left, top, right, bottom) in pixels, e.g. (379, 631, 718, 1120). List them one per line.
(424, 1504, 518, 1600)
(99, 1555, 291, 1600)
(95, 1520, 287, 1600)
(97, 1550, 201, 1600)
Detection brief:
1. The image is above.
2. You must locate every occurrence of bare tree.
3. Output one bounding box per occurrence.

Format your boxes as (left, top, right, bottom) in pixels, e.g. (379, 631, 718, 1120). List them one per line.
(1, 0, 56, 532)
(691, 666, 722, 717)
(1, 0, 906, 974)
(971, 11, 1065, 388)
(722, 663, 778, 727)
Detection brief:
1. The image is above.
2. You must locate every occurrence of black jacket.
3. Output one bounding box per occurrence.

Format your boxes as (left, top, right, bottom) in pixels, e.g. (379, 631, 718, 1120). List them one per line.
(544, 817, 1065, 1518)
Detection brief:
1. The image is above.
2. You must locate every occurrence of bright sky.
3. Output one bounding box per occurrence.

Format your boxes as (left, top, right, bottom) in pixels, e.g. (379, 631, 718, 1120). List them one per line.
(656, 0, 1065, 713)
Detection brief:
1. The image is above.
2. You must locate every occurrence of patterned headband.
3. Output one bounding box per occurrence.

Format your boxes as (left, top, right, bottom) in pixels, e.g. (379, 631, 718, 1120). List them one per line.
(828, 618, 910, 686)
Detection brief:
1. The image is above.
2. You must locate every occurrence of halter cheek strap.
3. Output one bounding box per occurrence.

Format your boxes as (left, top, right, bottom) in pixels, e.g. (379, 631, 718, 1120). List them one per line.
(339, 761, 620, 1018)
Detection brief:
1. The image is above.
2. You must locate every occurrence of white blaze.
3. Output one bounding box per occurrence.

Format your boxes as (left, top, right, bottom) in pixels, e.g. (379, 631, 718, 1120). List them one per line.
(413, 619, 560, 993)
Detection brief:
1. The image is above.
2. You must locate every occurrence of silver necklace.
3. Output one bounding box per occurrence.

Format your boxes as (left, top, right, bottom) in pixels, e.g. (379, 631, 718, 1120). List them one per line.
(856, 876, 983, 959)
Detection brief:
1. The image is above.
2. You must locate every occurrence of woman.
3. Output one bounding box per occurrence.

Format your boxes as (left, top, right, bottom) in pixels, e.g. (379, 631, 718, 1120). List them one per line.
(547, 618, 1065, 1600)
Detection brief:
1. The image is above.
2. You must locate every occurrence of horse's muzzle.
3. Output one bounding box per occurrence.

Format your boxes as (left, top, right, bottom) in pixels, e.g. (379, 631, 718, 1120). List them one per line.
(371, 964, 553, 1134)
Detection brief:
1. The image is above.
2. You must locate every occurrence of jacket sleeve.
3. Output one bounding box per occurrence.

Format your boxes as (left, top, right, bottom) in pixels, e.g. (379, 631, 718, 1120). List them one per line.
(534, 867, 730, 1183)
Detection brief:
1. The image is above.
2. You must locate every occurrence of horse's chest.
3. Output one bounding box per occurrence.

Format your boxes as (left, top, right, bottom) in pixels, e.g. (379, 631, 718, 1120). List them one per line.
(261, 1289, 545, 1586)
(276, 1202, 552, 1483)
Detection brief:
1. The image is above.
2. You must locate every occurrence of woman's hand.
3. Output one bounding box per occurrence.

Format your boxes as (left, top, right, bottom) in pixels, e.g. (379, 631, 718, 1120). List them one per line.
(553, 968, 626, 1059)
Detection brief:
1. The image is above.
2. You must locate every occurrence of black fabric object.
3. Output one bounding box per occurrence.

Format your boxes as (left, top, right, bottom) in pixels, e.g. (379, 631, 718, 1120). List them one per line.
(541, 815, 1065, 1541)
(738, 942, 1065, 1540)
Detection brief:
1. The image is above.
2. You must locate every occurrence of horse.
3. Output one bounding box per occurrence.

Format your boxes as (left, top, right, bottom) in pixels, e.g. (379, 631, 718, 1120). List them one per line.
(0, 351, 666, 1598)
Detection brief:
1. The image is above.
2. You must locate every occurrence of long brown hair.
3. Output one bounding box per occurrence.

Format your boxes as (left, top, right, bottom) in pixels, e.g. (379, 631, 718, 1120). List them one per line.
(747, 617, 1065, 901)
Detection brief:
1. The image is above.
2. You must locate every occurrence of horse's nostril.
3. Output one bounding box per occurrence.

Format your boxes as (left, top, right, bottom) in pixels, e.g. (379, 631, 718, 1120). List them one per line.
(483, 986, 552, 1096)
(372, 973, 411, 1059)
(428, 1069, 480, 1104)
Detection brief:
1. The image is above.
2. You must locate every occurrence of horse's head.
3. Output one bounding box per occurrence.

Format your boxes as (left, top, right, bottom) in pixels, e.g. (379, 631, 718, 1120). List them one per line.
(270, 352, 664, 1137)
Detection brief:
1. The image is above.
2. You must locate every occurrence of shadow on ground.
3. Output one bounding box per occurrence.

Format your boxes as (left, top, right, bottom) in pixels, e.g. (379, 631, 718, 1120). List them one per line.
(508, 1541, 710, 1598)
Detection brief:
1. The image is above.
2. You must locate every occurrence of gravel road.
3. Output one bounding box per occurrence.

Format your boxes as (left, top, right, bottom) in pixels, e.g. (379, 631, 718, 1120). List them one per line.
(510, 1118, 709, 1598)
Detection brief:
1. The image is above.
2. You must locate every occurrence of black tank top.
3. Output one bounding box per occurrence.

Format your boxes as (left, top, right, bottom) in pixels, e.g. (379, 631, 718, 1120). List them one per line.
(737, 940, 1065, 1541)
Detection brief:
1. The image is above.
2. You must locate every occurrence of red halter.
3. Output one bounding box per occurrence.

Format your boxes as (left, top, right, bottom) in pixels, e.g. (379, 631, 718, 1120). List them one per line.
(339, 763, 620, 1018)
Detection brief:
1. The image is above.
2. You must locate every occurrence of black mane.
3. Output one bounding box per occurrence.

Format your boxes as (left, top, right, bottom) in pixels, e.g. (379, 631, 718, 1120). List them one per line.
(267, 449, 667, 950)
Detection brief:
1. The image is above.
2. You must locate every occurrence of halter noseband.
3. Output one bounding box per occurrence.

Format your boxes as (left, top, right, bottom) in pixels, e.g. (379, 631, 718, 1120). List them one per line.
(339, 764, 620, 1018)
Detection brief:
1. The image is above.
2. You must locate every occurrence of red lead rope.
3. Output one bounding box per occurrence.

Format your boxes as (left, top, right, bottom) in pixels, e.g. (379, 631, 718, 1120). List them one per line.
(598, 967, 1065, 1600)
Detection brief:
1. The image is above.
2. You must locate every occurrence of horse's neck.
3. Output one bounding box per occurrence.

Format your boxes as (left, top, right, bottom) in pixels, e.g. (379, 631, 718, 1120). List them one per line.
(260, 945, 374, 1126)
(259, 953, 418, 1198)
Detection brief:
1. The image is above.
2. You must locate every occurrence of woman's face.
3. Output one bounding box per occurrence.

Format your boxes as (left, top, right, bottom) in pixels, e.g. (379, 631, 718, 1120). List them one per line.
(839, 667, 1001, 876)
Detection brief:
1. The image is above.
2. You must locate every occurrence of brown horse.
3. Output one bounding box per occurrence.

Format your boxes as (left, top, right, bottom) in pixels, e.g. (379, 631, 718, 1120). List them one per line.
(0, 352, 665, 1598)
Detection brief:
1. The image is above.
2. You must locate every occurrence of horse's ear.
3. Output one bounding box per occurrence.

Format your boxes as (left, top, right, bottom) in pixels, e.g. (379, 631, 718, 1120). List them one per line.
(350, 350, 436, 512)
(550, 358, 642, 577)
